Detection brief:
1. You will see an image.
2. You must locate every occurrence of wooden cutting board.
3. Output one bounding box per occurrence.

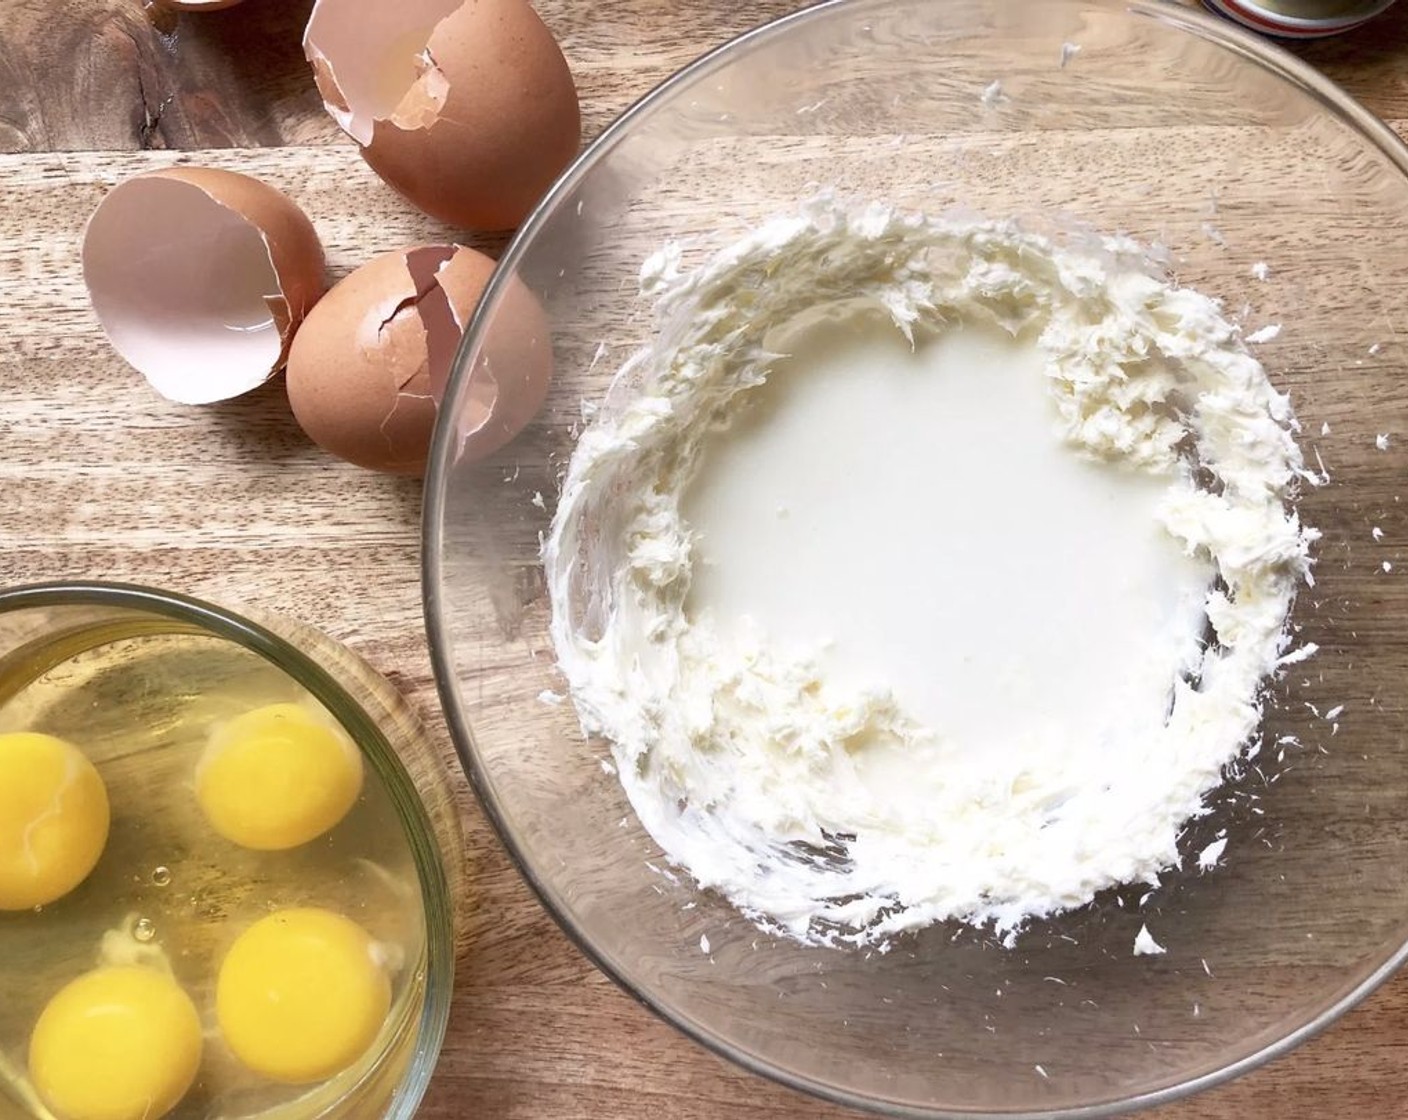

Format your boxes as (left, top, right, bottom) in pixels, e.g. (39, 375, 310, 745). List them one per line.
(3, 2, 1408, 1117)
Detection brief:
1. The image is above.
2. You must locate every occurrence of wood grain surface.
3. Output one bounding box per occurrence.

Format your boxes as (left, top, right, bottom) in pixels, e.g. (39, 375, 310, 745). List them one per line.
(3, 1, 1408, 1118)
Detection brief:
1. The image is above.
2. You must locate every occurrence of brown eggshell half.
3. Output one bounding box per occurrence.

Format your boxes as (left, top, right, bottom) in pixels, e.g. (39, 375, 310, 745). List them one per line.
(285, 245, 552, 476)
(82, 167, 325, 405)
(303, 0, 580, 230)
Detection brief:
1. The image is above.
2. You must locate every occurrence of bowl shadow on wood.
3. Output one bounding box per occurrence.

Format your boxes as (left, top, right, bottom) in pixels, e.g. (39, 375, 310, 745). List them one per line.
(205, 374, 320, 465)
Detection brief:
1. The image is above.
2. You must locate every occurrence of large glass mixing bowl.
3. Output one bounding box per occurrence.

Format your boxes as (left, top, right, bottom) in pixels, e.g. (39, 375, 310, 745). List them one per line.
(423, 2, 1408, 1115)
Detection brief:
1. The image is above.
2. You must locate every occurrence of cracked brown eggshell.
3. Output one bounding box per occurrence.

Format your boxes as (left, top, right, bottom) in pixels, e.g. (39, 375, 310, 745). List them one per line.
(303, 0, 580, 231)
(83, 167, 325, 405)
(285, 245, 552, 476)
(437, 252, 556, 466)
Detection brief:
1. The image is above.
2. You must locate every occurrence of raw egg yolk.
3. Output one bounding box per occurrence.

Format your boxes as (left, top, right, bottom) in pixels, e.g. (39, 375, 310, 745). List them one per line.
(29, 966, 203, 1120)
(196, 703, 362, 850)
(216, 907, 391, 1084)
(0, 732, 110, 910)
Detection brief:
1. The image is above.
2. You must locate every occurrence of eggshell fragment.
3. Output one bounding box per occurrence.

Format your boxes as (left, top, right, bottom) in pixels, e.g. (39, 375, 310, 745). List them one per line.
(442, 254, 555, 465)
(285, 245, 551, 476)
(303, 0, 580, 230)
(83, 168, 325, 405)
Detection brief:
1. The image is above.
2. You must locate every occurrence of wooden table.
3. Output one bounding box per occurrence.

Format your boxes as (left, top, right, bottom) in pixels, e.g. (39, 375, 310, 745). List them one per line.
(4, 1, 1408, 1117)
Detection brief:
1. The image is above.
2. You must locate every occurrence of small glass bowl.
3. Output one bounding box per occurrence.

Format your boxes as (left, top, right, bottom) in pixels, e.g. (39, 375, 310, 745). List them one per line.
(0, 581, 461, 1120)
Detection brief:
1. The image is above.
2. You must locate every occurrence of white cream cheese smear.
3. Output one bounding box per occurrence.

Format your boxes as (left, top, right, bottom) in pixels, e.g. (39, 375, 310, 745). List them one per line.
(545, 201, 1317, 947)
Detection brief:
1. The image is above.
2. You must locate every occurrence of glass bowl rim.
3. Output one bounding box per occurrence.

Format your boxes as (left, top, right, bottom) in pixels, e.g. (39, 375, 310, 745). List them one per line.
(0, 579, 454, 1120)
(422, 2, 1408, 1115)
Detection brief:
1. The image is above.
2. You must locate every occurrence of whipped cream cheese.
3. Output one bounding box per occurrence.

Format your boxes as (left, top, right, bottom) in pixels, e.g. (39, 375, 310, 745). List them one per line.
(545, 200, 1317, 947)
